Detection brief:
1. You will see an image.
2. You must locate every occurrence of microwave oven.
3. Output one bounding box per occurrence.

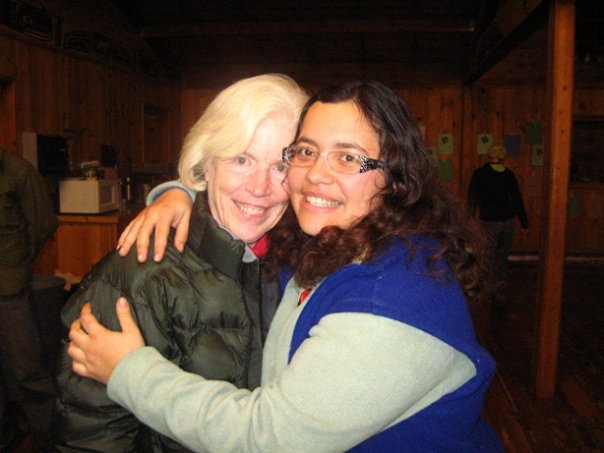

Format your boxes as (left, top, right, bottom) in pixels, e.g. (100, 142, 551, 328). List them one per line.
(59, 179, 120, 214)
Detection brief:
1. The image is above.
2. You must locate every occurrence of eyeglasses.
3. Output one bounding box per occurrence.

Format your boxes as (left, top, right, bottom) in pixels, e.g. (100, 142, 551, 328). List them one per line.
(282, 146, 386, 175)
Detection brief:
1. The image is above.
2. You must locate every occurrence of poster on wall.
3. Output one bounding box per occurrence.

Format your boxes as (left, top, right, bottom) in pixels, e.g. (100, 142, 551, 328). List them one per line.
(477, 133, 493, 155)
(531, 145, 544, 166)
(503, 133, 521, 157)
(437, 133, 454, 155)
(437, 159, 454, 181)
(567, 193, 580, 219)
(524, 120, 545, 145)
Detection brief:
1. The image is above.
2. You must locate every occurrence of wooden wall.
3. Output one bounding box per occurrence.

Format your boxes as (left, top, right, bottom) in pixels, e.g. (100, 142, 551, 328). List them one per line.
(397, 86, 464, 193)
(0, 31, 181, 177)
(179, 73, 603, 254)
(178, 78, 534, 247)
(462, 85, 548, 251)
(2, 23, 601, 254)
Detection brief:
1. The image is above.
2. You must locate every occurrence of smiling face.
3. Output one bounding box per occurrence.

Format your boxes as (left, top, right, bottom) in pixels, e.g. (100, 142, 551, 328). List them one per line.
(204, 116, 294, 246)
(287, 101, 387, 236)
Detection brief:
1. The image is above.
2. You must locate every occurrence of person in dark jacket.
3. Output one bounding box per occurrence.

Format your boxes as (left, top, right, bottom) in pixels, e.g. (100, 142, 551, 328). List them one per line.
(0, 148, 58, 452)
(468, 144, 529, 305)
(53, 74, 308, 452)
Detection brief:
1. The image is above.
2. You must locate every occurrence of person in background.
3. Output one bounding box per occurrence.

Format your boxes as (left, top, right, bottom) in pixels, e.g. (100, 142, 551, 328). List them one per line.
(53, 74, 308, 452)
(468, 144, 528, 306)
(66, 80, 502, 452)
(0, 148, 58, 452)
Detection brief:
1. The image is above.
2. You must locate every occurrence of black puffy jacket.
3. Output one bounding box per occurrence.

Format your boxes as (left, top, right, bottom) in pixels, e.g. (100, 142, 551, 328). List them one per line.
(54, 195, 264, 452)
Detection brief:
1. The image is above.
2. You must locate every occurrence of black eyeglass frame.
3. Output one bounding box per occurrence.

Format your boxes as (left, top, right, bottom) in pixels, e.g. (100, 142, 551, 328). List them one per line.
(281, 146, 386, 174)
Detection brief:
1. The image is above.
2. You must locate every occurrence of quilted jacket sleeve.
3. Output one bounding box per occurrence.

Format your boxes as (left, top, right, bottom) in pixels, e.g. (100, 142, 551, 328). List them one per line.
(53, 256, 141, 452)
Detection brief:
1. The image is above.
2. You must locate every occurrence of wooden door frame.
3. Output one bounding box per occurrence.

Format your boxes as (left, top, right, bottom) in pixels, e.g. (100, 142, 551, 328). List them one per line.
(0, 78, 16, 152)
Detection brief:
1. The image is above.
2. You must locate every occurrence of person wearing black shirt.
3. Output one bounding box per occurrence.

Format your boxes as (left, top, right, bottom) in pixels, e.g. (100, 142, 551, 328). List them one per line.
(468, 145, 528, 306)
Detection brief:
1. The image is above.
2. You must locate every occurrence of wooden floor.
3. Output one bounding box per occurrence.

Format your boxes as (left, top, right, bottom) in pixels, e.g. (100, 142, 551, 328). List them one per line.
(12, 259, 604, 453)
(479, 259, 604, 453)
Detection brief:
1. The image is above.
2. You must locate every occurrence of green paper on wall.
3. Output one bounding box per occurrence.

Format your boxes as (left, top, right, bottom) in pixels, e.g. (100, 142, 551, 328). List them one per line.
(567, 193, 580, 219)
(437, 133, 454, 155)
(531, 145, 544, 166)
(524, 121, 544, 145)
(477, 133, 493, 155)
(437, 159, 454, 181)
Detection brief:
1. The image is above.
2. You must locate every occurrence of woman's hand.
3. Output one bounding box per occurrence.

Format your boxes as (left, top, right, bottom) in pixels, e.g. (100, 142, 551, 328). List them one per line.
(68, 297, 145, 385)
(117, 189, 193, 262)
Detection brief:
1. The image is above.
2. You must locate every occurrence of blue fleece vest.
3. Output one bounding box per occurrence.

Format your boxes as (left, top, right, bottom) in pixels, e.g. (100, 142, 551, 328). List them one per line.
(287, 239, 503, 452)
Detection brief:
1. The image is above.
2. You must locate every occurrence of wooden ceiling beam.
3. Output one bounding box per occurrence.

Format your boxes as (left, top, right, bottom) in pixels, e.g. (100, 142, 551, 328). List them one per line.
(140, 19, 476, 38)
(536, 0, 576, 401)
(465, 0, 550, 84)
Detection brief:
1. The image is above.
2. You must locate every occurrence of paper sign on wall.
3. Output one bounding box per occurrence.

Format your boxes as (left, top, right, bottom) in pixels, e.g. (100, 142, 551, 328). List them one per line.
(503, 133, 521, 157)
(437, 159, 454, 181)
(567, 193, 580, 219)
(437, 133, 454, 155)
(524, 121, 545, 145)
(531, 145, 544, 166)
(477, 133, 493, 155)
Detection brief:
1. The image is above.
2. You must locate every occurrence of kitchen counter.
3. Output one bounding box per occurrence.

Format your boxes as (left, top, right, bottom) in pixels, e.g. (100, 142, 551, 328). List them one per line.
(34, 204, 144, 278)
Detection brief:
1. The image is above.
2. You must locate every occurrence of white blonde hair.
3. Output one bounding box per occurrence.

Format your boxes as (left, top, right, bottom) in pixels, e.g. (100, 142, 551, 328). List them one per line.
(178, 74, 308, 190)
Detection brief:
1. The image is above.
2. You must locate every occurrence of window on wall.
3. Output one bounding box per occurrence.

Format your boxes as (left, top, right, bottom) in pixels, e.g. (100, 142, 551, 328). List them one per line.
(142, 104, 170, 164)
(571, 118, 604, 183)
(0, 79, 16, 151)
(133, 104, 174, 202)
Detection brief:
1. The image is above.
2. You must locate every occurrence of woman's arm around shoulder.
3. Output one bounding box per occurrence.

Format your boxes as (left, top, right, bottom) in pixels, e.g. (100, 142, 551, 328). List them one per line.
(98, 305, 475, 452)
(117, 181, 196, 262)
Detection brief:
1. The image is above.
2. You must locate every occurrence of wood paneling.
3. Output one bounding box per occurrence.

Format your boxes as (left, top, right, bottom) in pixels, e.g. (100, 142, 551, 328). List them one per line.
(0, 80, 16, 150)
(142, 104, 170, 164)
(2, 23, 182, 279)
(4, 16, 604, 255)
(34, 211, 138, 277)
(566, 183, 604, 252)
(399, 86, 464, 192)
(535, 0, 576, 399)
(0, 36, 16, 80)
(55, 220, 117, 276)
(179, 80, 466, 190)
(575, 88, 604, 116)
(460, 84, 547, 251)
(179, 77, 604, 254)
(0, 30, 181, 176)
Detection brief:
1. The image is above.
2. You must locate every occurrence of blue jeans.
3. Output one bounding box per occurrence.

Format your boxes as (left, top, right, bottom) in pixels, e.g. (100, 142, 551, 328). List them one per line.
(481, 218, 516, 303)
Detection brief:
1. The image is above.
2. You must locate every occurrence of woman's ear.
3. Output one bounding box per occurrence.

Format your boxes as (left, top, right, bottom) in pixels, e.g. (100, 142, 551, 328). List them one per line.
(201, 159, 214, 182)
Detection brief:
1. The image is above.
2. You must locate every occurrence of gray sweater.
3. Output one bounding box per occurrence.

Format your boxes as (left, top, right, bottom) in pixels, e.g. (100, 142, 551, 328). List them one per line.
(107, 278, 475, 452)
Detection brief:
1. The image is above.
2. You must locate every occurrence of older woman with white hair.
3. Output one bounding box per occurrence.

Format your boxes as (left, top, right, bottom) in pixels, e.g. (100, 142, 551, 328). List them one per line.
(53, 74, 308, 452)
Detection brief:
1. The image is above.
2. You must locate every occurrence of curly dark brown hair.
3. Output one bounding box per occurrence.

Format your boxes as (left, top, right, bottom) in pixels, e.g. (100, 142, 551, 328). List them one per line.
(263, 80, 492, 304)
